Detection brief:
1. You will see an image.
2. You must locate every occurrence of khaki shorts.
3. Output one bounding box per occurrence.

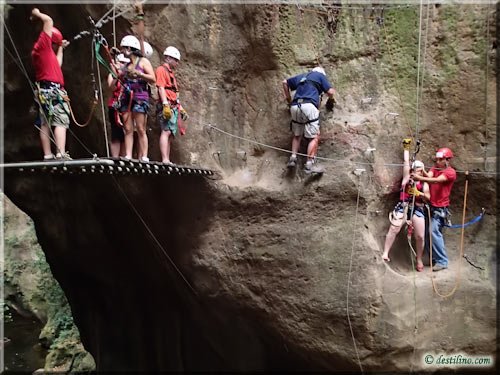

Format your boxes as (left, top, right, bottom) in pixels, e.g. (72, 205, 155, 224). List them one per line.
(290, 102, 320, 139)
(36, 87, 70, 128)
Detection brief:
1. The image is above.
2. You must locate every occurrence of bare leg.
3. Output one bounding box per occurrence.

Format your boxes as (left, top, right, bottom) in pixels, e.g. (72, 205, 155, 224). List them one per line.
(53, 126, 67, 154)
(413, 214, 426, 270)
(382, 224, 403, 261)
(39, 123, 53, 157)
(306, 135, 319, 162)
(134, 113, 148, 159)
(291, 135, 301, 155)
(123, 113, 134, 159)
(160, 130, 172, 163)
(110, 140, 121, 158)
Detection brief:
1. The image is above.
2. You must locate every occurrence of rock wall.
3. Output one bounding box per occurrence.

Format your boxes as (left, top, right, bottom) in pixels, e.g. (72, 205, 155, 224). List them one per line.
(3, 2, 497, 372)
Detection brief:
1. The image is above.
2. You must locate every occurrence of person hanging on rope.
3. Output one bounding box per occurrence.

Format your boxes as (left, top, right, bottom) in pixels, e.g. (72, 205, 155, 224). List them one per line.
(117, 34, 156, 161)
(412, 147, 457, 272)
(282, 66, 337, 174)
(106, 52, 130, 157)
(30, 8, 71, 160)
(382, 139, 430, 271)
(155, 46, 188, 165)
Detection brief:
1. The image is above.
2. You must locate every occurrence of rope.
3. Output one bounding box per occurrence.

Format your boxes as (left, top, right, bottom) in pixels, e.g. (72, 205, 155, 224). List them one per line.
(414, 0, 424, 138)
(482, 3, 492, 169)
(112, 176, 198, 296)
(95, 45, 111, 158)
(346, 173, 364, 374)
(204, 123, 498, 176)
(113, 0, 117, 48)
(429, 172, 469, 298)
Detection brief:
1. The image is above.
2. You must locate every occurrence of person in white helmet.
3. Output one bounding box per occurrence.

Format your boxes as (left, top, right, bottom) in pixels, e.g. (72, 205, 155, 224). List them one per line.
(282, 66, 337, 174)
(106, 53, 130, 157)
(382, 139, 430, 271)
(30, 8, 71, 160)
(117, 34, 155, 161)
(155, 46, 188, 165)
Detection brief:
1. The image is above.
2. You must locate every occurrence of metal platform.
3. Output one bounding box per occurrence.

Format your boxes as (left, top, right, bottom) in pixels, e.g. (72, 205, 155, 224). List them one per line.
(0, 158, 215, 177)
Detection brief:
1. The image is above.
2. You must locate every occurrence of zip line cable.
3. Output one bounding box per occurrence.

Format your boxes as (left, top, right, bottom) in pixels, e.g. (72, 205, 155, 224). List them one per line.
(346, 172, 364, 374)
(95, 41, 111, 158)
(203, 123, 498, 176)
(414, 0, 424, 139)
(112, 176, 198, 296)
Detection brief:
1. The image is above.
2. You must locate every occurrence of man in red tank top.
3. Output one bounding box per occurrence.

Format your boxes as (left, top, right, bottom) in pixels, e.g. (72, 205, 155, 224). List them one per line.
(31, 8, 71, 160)
(412, 147, 457, 271)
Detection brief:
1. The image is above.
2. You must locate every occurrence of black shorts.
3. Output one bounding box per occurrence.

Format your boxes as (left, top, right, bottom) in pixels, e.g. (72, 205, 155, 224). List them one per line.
(108, 107, 124, 142)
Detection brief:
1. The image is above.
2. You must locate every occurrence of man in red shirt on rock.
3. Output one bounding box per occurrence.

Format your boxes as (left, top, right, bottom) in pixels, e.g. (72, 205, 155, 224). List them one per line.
(412, 147, 457, 271)
(31, 8, 71, 160)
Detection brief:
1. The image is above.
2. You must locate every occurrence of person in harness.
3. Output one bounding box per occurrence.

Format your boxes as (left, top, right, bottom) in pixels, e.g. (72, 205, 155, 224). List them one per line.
(106, 52, 130, 157)
(282, 66, 337, 174)
(117, 35, 156, 162)
(155, 46, 188, 165)
(382, 139, 430, 271)
(412, 147, 457, 272)
(30, 8, 71, 160)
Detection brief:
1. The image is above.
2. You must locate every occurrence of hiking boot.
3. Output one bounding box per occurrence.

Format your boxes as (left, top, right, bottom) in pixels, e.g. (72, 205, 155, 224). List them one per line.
(432, 264, 447, 272)
(287, 155, 297, 168)
(55, 152, 72, 160)
(304, 160, 313, 174)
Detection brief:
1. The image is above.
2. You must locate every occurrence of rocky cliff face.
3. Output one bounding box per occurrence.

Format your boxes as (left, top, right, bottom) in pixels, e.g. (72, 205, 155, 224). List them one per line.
(3, 2, 497, 372)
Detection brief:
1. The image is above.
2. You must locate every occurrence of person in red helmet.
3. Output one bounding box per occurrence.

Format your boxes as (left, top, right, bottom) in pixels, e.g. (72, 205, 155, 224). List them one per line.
(412, 147, 457, 271)
(30, 8, 71, 160)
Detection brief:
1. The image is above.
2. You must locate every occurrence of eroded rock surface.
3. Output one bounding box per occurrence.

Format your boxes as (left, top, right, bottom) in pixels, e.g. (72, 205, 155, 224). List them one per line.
(3, 3, 497, 372)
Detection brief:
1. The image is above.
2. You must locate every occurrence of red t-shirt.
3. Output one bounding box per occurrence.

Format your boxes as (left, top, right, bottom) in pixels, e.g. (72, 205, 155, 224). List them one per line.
(429, 166, 456, 207)
(31, 31, 64, 86)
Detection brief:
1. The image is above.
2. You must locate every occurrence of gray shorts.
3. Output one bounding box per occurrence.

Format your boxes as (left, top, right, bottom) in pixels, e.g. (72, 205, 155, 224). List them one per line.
(290, 102, 320, 138)
(36, 87, 70, 128)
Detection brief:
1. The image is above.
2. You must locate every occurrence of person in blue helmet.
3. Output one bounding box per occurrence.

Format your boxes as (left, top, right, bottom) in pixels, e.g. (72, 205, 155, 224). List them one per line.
(282, 66, 337, 174)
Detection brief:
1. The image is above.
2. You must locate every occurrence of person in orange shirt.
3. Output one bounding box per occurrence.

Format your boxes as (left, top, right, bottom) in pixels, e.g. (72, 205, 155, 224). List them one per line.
(155, 46, 188, 165)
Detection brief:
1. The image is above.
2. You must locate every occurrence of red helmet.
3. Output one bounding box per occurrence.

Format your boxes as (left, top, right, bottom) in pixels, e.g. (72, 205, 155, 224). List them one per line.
(51, 27, 63, 46)
(436, 147, 453, 159)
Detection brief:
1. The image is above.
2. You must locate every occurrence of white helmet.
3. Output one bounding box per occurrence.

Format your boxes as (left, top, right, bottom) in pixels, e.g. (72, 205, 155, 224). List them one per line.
(312, 66, 326, 75)
(120, 35, 140, 50)
(163, 46, 181, 61)
(412, 160, 425, 170)
(143, 42, 153, 58)
(116, 53, 130, 64)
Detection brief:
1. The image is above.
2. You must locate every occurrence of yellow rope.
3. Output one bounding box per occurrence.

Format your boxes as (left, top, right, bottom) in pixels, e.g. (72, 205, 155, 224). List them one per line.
(429, 172, 469, 298)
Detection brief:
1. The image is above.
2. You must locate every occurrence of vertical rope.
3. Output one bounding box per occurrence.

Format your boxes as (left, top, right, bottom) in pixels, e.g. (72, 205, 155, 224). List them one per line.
(346, 173, 364, 374)
(482, 3, 491, 170)
(113, 0, 117, 48)
(415, 1, 431, 141)
(414, 0, 424, 138)
(95, 45, 110, 157)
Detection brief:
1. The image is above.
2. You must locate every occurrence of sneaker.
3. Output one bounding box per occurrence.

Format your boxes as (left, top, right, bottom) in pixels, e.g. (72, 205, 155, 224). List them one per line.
(287, 155, 297, 168)
(310, 164, 325, 174)
(55, 152, 72, 160)
(304, 160, 313, 174)
(432, 264, 448, 272)
(140, 156, 150, 163)
(43, 154, 55, 160)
